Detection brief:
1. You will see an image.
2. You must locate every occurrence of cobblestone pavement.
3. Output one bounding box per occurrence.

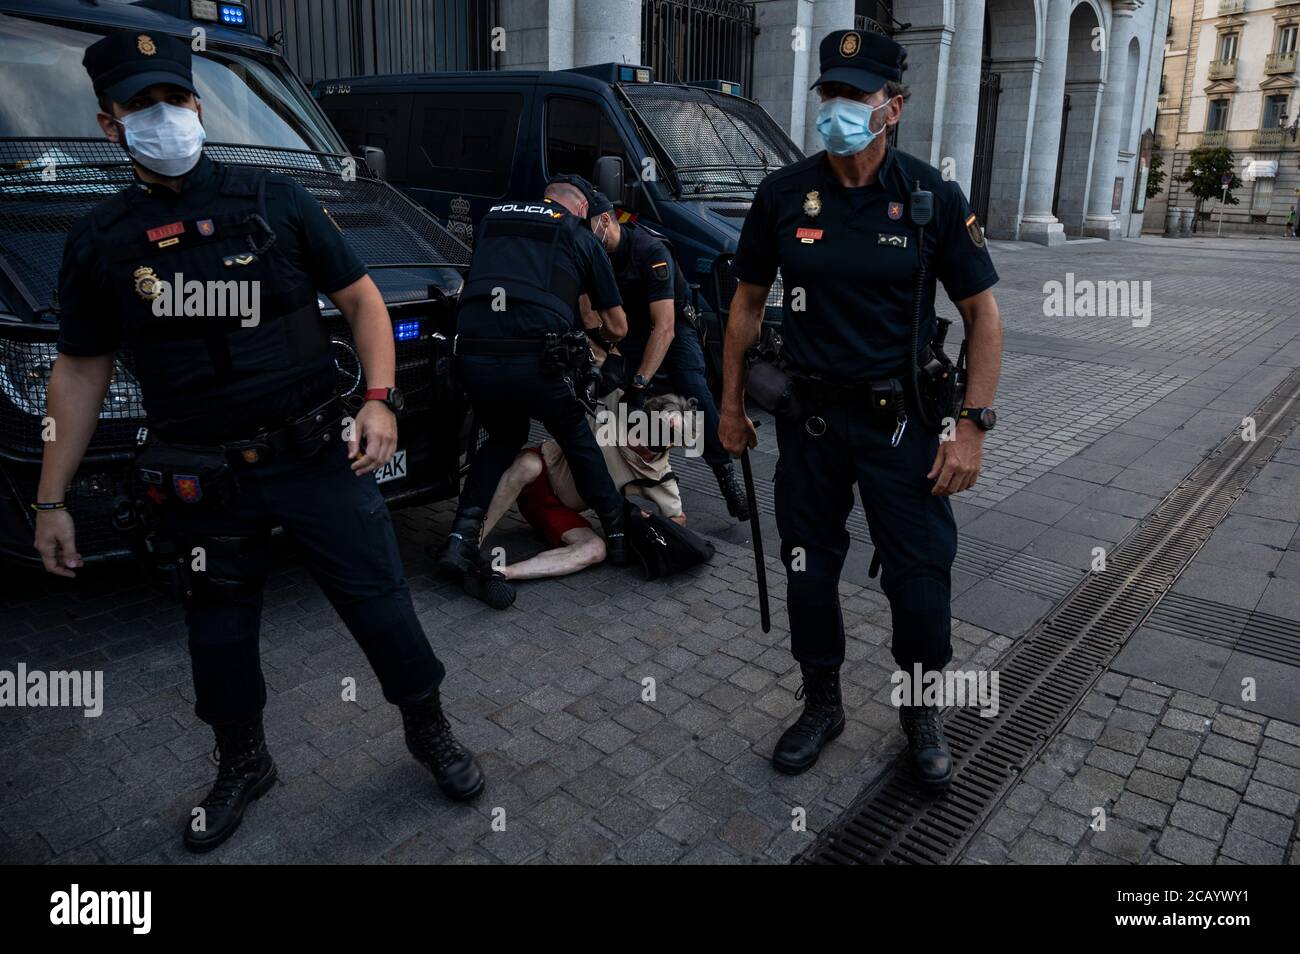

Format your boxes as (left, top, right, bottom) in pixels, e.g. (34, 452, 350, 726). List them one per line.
(3, 234, 1300, 864)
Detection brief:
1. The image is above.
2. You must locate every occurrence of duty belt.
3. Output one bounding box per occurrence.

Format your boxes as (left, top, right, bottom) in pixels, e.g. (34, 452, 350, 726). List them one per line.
(792, 374, 910, 447)
(453, 335, 547, 357)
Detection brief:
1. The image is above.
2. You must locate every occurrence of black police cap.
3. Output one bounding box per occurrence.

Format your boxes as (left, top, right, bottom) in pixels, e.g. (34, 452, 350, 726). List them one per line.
(811, 29, 907, 94)
(587, 189, 614, 219)
(83, 31, 197, 106)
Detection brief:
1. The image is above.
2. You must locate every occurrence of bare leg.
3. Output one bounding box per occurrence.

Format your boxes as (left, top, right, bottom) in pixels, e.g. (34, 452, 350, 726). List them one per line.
(502, 527, 606, 581)
(482, 451, 544, 540)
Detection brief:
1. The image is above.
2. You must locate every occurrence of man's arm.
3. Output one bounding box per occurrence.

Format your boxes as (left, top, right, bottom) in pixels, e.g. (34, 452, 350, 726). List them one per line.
(927, 288, 1003, 496)
(34, 354, 114, 576)
(634, 299, 676, 381)
(717, 280, 768, 456)
(329, 274, 397, 476)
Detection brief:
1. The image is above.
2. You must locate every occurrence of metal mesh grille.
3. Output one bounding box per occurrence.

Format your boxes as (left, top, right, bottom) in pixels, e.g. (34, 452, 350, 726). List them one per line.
(621, 85, 801, 196)
(0, 139, 469, 317)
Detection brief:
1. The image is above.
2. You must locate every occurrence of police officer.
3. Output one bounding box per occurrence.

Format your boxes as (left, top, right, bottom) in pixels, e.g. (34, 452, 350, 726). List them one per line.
(33, 31, 484, 852)
(719, 31, 1004, 787)
(585, 190, 750, 522)
(438, 176, 630, 583)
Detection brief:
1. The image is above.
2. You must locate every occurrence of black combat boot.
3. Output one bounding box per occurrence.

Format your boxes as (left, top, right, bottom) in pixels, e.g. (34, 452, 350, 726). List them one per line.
(461, 553, 517, 610)
(772, 665, 845, 775)
(183, 717, 277, 853)
(713, 462, 751, 522)
(600, 508, 629, 566)
(899, 704, 954, 792)
(400, 690, 485, 802)
(435, 507, 484, 575)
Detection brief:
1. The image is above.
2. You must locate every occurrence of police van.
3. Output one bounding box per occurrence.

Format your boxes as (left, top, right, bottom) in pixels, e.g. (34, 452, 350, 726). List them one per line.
(313, 64, 801, 361)
(0, 0, 475, 565)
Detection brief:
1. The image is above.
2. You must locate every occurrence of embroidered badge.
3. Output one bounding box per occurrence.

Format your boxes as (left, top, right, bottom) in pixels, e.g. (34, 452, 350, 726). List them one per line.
(839, 32, 860, 58)
(147, 221, 185, 243)
(878, 234, 908, 248)
(224, 253, 257, 268)
(137, 35, 157, 56)
(888, 202, 904, 221)
(796, 227, 823, 243)
(133, 266, 162, 301)
(197, 219, 216, 237)
(173, 475, 202, 504)
(803, 190, 822, 218)
(651, 261, 669, 281)
(965, 213, 986, 248)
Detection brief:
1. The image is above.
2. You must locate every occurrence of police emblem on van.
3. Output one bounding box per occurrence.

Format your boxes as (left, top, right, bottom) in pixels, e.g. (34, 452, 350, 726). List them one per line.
(133, 266, 162, 302)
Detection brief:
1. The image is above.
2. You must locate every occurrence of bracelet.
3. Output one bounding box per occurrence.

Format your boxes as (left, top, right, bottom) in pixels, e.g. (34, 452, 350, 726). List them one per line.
(31, 501, 67, 512)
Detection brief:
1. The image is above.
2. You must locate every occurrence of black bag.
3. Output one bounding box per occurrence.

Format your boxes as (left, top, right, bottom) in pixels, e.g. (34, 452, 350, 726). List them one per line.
(622, 499, 715, 580)
(135, 442, 239, 512)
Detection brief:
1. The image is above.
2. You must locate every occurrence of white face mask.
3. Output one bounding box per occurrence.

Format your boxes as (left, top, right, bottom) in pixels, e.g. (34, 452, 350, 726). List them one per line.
(116, 102, 206, 177)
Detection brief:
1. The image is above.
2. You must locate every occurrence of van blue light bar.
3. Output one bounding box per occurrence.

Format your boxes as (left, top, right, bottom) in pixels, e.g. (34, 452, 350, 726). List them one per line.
(395, 320, 421, 342)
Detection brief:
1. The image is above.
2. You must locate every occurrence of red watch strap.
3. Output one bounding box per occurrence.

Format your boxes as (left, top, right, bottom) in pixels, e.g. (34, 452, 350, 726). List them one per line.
(364, 388, 390, 402)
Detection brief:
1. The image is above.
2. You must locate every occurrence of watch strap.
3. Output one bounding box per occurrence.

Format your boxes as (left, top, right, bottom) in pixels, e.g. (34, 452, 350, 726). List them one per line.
(363, 388, 391, 403)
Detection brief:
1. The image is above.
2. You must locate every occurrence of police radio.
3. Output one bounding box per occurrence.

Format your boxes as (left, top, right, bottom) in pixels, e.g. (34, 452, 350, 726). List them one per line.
(907, 182, 963, 433)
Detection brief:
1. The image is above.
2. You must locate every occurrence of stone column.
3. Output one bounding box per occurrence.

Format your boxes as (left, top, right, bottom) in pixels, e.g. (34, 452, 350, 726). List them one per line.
(573, 0, 642, 68)
(984, 57, 1039, 239)
(498, 0, 574, 71)
(751, 0, 816, 142)
(1082, 0, 1143, 240)
(893, 0, 955, 166)
(1020, 0, 1073, 246)
(938, 0, 986, 198)
(801, 0, 857, 153)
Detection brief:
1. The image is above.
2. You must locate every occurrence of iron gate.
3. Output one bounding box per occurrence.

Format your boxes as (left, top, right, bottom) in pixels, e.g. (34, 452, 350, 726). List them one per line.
(969, 68, 1000, 226)
(641, 0, 756, 90)
(251, 0, 498, 86)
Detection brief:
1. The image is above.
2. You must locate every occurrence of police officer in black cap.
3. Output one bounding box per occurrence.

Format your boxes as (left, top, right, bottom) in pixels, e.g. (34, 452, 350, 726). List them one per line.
(438, 175, 630, 583)
(34, 30, 485, 851)
(720, 30, 1004, 787)
(584, 190, 750, 522)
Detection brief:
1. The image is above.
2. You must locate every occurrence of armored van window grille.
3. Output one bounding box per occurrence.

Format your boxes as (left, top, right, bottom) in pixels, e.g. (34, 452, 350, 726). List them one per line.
(621, 85, 802, 197)
(0, 139, 469, 321)
(642, 0, 756, 91)
(251, 0, 498, 86)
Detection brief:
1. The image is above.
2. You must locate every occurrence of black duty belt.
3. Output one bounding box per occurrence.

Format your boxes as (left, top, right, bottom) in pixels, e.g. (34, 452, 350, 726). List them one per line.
(453, 336, 547, 357)
(793, 374, 904, 407)
(222, 394, 343, 465)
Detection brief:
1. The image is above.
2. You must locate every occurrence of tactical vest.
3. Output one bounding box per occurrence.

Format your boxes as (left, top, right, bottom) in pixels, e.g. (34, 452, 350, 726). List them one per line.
(458, 200, 585, 336)
(87, 164, 332, 422)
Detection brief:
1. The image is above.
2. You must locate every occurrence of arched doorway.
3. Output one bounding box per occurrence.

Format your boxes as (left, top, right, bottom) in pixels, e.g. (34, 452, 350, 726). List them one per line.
(1054, 1, 1106, 234)
(979, 0, 1044, 238)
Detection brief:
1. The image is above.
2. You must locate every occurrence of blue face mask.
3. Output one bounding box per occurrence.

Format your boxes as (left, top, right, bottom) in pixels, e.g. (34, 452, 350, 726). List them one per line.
(815, 97, 888, 157)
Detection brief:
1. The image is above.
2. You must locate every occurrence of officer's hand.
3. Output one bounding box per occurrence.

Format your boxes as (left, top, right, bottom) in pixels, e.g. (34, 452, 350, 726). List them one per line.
(719, 406, 758, 457)
(350, 400, 398, 476)
(928, 423, 985, 496)
(623, 386, 646, 414)
(35, 509, 82, 578)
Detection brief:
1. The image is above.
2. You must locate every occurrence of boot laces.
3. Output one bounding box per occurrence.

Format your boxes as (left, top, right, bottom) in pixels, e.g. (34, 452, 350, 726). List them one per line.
(413, 710, 467, 771)
(905, 708, 944, 748)
(203, 742, 260, 808)
(790, 681, 838, 738)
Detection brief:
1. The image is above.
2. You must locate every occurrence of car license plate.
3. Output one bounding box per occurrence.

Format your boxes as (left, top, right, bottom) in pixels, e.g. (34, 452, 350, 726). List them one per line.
(375, 450, 407, 484)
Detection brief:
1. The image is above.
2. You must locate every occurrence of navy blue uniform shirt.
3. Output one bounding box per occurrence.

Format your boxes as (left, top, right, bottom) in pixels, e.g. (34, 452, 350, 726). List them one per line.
(609, 220, 687, 340)
(56, 155, 366, 436)
(734, 148, 998, 379)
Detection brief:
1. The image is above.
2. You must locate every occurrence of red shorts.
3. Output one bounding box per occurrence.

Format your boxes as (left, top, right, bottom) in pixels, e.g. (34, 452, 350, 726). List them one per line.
(516, 447, 591, 548)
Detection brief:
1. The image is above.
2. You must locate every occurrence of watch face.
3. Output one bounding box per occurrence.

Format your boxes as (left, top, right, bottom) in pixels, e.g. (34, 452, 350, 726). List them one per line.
(388, 387, 405, 413)
(979, 407, 996, 430)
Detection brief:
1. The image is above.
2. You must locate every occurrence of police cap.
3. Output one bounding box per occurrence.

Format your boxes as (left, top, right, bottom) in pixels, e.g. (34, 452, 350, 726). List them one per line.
(811, 30, 906, 94)
(83, 31, 198, 106)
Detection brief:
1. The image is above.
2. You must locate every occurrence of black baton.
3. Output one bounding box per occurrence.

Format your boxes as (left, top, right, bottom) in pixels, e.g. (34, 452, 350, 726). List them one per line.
(740, 448, 770, 633)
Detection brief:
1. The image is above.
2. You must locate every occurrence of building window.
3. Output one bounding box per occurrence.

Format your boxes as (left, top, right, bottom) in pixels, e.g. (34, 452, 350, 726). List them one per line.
(1207, 98, 1230, 131)
(1251, 176, 1274, 215)
(1279, 25, 1298, 55)
(544, 97, 625, 183)
(1219, 32, 1239, 61)
(1263, 94, 1289, 129)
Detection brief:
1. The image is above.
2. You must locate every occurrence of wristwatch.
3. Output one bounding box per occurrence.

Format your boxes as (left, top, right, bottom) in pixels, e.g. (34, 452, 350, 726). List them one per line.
(959, 407, 997, 431)
(632, 373, 649, 390)
(364, 386, 405, 413)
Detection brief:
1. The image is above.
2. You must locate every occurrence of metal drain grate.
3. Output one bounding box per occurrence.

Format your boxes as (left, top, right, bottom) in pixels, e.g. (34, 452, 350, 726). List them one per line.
(1147, 591, 1300, 668)
(800, 365, 1300, 865)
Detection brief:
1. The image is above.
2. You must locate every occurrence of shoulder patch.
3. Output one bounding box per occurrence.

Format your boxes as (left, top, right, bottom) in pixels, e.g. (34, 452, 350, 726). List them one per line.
(965, 213, 986, 248)
(650, 261, 669, 282)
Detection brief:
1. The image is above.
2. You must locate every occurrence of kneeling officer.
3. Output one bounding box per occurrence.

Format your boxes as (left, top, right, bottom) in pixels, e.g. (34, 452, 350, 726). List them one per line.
(34, 31, 484, 853)
(439, 176, 629, 583)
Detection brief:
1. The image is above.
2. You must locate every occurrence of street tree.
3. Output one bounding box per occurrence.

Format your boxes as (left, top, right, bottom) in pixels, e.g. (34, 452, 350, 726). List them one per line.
(1177, 146, 1241, 232)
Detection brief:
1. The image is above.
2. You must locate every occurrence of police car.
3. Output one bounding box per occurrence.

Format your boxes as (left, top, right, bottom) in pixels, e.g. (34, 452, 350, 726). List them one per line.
(0, 0, 473, 564)
(313, 63, 802, 372)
